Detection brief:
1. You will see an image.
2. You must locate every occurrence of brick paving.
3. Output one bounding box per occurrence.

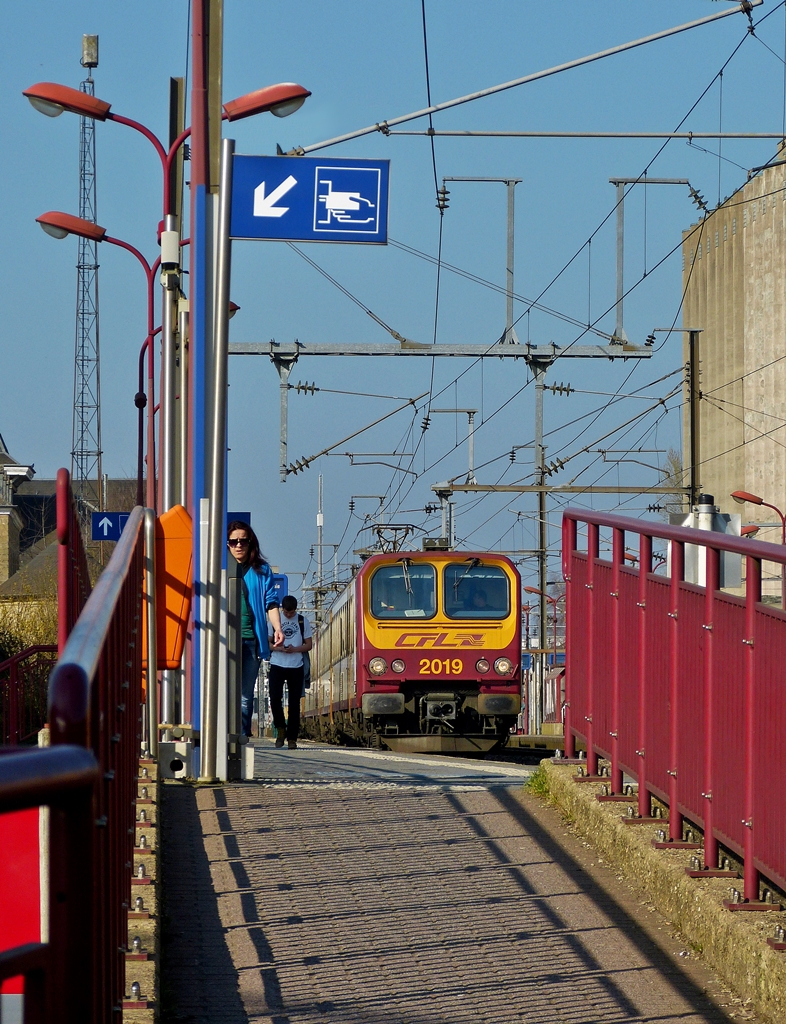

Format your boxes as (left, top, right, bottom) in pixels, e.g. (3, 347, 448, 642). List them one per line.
(160, 743, 745, 1024)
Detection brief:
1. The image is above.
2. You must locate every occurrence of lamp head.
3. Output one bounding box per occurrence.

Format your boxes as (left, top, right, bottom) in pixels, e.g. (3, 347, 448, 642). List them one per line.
(37, 211, 107, 242)
(731, 490, 763, 506)
(228, 301, 240, 320)
(523, 586, 542, 596)
(741, 524, 761, 537)
(24, 83, 111, 121)
(223, 83, 311, 122)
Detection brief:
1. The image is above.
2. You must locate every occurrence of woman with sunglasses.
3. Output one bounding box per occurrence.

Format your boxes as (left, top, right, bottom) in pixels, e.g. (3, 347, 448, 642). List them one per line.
(227, 520, 283, 738)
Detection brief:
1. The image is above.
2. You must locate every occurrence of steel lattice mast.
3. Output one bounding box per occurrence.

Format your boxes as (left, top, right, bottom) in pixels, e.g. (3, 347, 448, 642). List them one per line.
(72, 34, 102, 522)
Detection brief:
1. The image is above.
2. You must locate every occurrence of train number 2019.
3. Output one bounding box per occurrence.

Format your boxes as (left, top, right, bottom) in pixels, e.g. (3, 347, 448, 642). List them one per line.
(419, 658, 463, 675)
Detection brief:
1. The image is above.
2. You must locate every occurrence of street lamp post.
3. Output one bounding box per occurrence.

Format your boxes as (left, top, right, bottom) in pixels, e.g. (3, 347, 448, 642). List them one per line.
(37, 211, 161, 510)
(731, 489, 786, 606)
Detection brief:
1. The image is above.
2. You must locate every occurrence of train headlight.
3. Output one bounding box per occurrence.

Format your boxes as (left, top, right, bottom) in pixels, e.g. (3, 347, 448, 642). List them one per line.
(369, 657, 388, 675)
(494, 657, 514, 676)
(391, 658, 406, 674)
(475, 658, 490, 674)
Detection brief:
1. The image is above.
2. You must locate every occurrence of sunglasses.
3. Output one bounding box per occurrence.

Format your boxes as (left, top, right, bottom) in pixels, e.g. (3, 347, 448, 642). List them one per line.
(227, 538, 249, 547)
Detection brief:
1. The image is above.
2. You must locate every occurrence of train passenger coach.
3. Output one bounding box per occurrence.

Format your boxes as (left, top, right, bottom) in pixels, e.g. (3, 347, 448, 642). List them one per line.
(302, 551, 521, 753)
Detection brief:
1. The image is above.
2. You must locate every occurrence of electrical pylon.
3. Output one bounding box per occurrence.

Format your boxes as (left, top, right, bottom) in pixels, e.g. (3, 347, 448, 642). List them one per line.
(72, 34, 102, 524)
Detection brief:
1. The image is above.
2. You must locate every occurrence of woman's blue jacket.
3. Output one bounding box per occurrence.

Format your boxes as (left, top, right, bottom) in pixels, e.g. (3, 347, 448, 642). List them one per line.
(243, 562, 279, 659)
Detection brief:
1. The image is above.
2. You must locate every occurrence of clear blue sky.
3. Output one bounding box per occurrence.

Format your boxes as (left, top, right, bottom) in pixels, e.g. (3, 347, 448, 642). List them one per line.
(2, 1, 785, 599)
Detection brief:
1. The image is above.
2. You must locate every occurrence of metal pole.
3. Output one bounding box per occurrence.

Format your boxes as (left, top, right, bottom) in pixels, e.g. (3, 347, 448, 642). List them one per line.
(300, 1, 763, 154)
(178, 305, 189, 508)
(505, 180, 517, 343)
(613, 181, 626, 343)
(275, 356, 295, 482)
(200, 138, 233, 781)
(316, 474, 324, 620)
(689, 329, 701, 508)
(534, 362, 548, 732)
(144, 509, 158, 759)
(467, 411, 476, 484)
(160, 214, 179, 513)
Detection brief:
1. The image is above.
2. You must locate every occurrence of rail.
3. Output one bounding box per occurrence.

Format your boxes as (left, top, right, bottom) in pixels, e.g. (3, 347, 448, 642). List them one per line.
(562, 508, 786, 905)
(47, 502, 145, 1019)
(0, 745, 100, 1023)
(0, 646, 57, 745)
(56, 466, 92, 653)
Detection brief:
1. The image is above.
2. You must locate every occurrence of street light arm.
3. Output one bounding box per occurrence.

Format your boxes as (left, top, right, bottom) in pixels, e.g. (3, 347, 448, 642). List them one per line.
(106, 112, 168, 168)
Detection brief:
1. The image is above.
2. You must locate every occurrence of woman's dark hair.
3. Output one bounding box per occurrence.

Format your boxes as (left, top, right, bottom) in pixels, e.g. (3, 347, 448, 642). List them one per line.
(227, 520, 267, 571)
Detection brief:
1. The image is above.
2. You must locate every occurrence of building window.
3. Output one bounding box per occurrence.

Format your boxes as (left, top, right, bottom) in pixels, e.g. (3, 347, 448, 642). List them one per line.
(724, 224, 727, 241)
(733, 217, 737, 234)
(715, 230, 719, 248)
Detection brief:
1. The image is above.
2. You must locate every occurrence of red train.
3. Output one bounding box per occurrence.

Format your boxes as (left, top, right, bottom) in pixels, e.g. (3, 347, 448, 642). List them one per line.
(302, 550, 521, 754)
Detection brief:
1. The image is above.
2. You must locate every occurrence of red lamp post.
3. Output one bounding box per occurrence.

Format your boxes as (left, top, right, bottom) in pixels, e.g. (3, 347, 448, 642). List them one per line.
(24, 81, 310, 217)
(731, 490, 786, 606)
(37, 212, 160, 510)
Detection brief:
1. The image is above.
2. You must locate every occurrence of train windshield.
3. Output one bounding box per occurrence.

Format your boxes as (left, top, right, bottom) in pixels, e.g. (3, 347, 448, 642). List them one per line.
(370, 563, 436, 619)
(443, 563, 509, 619)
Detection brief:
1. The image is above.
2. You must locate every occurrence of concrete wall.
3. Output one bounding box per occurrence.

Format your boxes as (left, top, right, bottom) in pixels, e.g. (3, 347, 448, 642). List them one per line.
(682, 152, 786, 594)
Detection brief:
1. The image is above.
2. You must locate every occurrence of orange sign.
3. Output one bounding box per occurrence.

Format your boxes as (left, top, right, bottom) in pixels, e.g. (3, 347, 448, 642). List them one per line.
(142, 504, 193, 674)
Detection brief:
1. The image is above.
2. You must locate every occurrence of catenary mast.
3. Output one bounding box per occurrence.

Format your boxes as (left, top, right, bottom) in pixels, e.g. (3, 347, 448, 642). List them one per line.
(72, 34, 102, 523)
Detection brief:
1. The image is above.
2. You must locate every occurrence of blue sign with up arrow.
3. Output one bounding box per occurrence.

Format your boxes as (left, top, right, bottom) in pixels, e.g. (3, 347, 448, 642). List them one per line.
(230, 155, 389, 244)
(91, 512, 130, 542)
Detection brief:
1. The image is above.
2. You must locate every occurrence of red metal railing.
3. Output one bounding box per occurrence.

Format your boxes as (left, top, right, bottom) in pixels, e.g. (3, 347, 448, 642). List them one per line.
(48, 503, 145, 1019)
(0, 499, 145, 1022)
(0, 646, 57, 745)
(563, 508, 786, 905)
(56, 467, 92, 654)
(0, 745, 100, 1023)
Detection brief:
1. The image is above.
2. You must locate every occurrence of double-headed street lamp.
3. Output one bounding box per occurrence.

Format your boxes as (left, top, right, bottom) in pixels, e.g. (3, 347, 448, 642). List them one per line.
(24, 81, 310, 218)
(731, 489, 786, 606)
(37, 211, 160, 509)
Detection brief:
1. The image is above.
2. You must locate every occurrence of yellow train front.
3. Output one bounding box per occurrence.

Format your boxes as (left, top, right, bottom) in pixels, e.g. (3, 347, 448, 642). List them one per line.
(303, 551, 521, 754)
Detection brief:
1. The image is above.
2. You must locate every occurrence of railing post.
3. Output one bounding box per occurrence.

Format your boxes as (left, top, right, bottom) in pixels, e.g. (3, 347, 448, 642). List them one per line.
(56, 468, 71, 656)
(636, 532, 652, 818)
(668, 539, 684, 843)
(586, 522, 599, 776)
(9, 658, 19, 746)
(562, 515, 577, 758)
(610, 527, 624, 794)
(702, 545, 720, 870)
(743, 553, 760, 902)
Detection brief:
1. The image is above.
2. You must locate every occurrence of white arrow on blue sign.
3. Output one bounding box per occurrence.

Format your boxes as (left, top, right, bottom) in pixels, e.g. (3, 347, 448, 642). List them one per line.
(230, 155, 389, 244)
(91, 512, 130, 542)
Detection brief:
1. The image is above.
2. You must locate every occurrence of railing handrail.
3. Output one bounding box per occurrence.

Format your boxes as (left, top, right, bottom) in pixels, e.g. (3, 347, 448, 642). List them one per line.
(562, 506, 786, 563)
(0, 645, 58, 672)
(0, 744, 98, 813)
(50, 506, 144, 743)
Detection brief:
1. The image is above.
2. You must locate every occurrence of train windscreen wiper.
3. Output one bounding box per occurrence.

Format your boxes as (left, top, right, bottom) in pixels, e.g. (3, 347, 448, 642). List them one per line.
(452, 557, 481, 592)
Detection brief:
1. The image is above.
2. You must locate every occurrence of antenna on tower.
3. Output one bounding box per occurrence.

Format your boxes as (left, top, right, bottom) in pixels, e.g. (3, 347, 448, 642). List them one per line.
(72, 33, 102, 527)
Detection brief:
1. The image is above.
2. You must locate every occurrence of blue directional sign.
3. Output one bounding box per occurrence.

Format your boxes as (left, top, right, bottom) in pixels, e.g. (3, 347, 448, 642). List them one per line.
(91, 512, 130, 542)
(271, 574, 289, 600)
(230, 155, 389, 244)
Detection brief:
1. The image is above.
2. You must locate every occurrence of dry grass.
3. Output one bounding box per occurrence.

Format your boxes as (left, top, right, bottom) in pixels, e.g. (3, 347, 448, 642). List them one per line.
(0, 598, 58, 660)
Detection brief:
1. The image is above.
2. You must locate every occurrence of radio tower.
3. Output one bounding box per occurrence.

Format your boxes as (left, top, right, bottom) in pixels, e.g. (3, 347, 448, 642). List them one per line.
(72, 34, 102, 523)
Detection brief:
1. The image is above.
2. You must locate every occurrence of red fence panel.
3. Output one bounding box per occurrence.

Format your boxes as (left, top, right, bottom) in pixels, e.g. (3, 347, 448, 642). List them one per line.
(0, 646, 58, 746)
(563, 507, 786, 904)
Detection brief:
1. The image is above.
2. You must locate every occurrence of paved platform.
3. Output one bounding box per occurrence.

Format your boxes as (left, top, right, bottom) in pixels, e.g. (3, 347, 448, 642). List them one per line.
(160, 741, 752, 1023)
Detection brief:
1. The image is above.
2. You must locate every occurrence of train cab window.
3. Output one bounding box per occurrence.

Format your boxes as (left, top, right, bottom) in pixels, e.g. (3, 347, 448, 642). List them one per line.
(444, 564, 509, 619)
(370, 563, 436, 619)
